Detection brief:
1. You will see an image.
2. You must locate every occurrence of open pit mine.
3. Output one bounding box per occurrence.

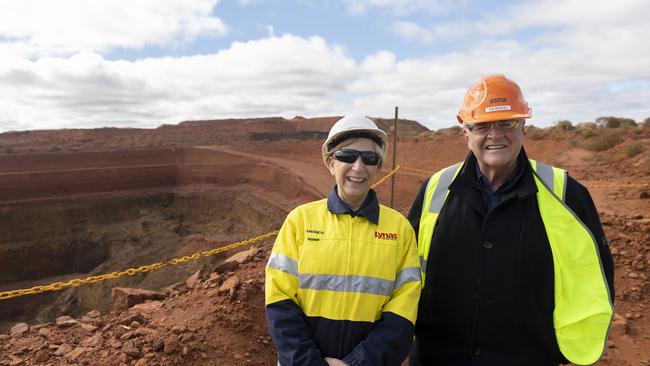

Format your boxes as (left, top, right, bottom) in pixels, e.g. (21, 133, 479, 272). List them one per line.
(0, 117, 648, 365)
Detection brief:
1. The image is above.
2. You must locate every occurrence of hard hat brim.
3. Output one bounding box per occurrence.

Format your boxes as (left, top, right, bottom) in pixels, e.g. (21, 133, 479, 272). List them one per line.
(458, 110, 532, 124)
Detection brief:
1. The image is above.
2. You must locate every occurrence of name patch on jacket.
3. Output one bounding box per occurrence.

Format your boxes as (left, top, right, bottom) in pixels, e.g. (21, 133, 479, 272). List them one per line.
(375, 231, 398, 240)
(306, 229, 324, 241)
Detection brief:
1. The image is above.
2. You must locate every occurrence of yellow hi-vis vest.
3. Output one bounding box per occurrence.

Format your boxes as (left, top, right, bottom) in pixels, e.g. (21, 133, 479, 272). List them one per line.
(417, 159, 613, 365)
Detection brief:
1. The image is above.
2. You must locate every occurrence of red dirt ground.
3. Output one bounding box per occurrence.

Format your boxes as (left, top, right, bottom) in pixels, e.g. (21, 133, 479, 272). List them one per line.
(0, 118, 649, 365)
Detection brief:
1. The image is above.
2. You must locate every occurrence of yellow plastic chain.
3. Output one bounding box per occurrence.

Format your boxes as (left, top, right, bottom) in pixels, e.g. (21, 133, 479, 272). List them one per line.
(371, 165, 401, 188)
(0, 231, 278, 300)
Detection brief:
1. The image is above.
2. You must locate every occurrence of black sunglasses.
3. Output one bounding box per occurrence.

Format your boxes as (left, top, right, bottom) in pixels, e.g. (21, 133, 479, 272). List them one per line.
(332, 149, 381, 166)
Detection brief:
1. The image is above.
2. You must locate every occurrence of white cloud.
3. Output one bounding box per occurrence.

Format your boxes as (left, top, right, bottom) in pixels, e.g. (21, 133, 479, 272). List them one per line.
(3, 23, 650, 132)
(392, 0, 650, 48)
(476, 0, 649, 34)
(348, 15, 650, 128)
(375, 0, 650, 127)
(391, 21, 434, 43)
(2, 0, 650, 132)
(238, 0, 264, 5)
(344, 0, 451, 15)
(0, 35, 358, 131)
(0, 0, 228, 57)
(391, 20, 471, 43)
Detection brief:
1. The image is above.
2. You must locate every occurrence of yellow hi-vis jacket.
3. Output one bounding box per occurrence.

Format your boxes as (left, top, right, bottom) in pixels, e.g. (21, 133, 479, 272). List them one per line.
(265, 197, 421, 364)
(417, 159, 613, 365)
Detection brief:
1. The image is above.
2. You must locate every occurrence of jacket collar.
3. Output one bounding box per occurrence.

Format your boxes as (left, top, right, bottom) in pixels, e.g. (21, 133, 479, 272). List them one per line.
(475, 157, 523, 194)
(449, 148, 538, 215)
(327, 187, 380, 225)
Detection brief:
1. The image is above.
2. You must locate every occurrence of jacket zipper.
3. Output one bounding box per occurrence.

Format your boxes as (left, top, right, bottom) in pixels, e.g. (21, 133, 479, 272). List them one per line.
(338, 215, 353, 357)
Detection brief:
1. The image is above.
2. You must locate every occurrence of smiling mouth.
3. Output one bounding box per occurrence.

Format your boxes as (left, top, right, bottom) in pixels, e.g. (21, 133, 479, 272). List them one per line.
(347, 177, 367, 183)
(485, 145, 507, 150)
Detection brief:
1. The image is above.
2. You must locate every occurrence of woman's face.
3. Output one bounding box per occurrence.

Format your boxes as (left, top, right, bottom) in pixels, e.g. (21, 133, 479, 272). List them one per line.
(326, 138, 380, 210)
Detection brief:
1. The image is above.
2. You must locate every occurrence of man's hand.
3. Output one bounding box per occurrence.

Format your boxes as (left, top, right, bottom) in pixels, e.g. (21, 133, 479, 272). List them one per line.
(325, 357, 348, 366)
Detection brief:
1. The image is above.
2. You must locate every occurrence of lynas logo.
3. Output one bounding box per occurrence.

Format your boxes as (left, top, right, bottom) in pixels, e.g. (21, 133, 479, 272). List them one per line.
(375, 231, 398, 240)
(490, 97, 507, 103)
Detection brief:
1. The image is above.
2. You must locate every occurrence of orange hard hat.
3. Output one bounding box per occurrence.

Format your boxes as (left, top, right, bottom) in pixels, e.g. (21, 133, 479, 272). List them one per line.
(457, 74, 532, 124)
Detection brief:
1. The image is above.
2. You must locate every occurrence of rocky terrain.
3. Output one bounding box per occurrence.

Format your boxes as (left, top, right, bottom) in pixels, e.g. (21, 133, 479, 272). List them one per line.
(0, 245, 275, 366)
(0, 117, 648, 365)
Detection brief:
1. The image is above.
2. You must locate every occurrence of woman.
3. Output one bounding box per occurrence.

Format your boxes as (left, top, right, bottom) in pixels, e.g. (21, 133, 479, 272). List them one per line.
(265, 115, 421, 366)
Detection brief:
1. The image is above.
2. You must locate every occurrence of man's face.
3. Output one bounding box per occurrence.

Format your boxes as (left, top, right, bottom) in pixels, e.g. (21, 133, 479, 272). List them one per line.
(463, 119, 525, 172)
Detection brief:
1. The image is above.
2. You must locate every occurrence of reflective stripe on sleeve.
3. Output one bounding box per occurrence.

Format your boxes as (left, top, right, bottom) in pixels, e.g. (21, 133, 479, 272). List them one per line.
(299, 273, 394, 297)
(393, 267, 421, 291)
(267, 252, 299, 277)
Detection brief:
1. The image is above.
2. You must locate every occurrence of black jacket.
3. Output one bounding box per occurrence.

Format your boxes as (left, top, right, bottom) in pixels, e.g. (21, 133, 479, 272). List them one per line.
(408, 150, 614, 366)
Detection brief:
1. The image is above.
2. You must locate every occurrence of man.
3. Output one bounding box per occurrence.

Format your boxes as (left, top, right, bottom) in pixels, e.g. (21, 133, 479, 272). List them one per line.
(408, 74, 614, 366)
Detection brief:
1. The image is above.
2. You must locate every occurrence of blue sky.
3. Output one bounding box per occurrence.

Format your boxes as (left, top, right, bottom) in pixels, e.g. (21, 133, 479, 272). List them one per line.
(1, 0, 649, 132)
(108, 1, 529, 62)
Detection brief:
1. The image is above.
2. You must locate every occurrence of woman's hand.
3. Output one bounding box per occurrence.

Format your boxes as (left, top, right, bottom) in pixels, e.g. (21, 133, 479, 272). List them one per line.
(324, 357, 348, 366)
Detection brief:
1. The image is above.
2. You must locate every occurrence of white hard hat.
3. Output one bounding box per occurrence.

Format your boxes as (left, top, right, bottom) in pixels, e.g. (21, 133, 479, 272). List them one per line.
(322, 115, 388, 165)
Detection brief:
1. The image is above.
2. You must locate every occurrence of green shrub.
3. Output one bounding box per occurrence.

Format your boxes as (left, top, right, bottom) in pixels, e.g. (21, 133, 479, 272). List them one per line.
(576, 122, 597, 129)
(554, 120, 575, 130)
(596, 116, 637, 128)
(642, 117, 650, 128)
(449, 126, 462, 135)
(581, 129, 624, 151)
(625, 143, 645, 157)
(525, 125, 547, 140)
(607, 118, 620, 128)
(620, 119, 638, 128)
(582, 129, 598, 138)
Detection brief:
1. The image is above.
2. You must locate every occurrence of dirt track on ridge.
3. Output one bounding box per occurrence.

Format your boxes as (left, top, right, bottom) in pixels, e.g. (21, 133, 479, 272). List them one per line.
(195, 145, 330, 199)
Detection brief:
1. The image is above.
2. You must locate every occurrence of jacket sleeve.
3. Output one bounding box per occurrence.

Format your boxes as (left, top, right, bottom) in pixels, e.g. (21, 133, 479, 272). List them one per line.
(407, 178, 430, 244)
(565, 175, 615, 302)
(265, 210, 328, 366)
(342, 221, 422, 366)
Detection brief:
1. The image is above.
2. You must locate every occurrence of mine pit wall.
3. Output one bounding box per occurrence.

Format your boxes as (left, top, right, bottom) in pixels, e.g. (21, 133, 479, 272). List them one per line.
(0, 147, 307, 323)
(0, 148, 184, 173)
(0, 147, 318, 206)
(0, 149, 182, 202)
(0, 193, 176, 285)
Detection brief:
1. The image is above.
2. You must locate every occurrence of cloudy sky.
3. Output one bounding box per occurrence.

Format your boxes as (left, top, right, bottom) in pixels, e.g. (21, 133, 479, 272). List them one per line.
(1, 0, 649, 132)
